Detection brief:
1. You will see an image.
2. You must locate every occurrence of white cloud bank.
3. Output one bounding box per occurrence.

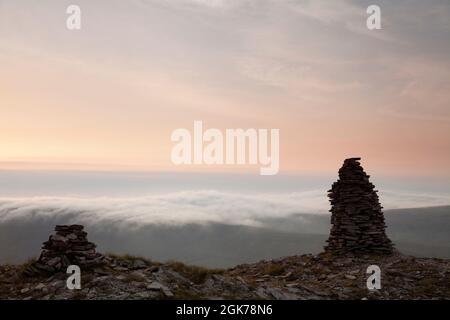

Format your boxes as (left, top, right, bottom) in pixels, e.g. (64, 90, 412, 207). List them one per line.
(0, 189, 448, 227)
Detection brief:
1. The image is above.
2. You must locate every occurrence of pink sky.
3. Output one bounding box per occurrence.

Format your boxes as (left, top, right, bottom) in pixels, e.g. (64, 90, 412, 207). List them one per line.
(1, 0, 449, 177)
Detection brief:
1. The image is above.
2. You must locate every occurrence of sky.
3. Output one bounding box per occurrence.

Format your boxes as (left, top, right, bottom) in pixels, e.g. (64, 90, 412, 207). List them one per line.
(1, 0, 450, 177)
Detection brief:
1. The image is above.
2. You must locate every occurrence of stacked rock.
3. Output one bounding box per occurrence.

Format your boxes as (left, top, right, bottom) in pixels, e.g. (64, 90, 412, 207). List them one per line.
(325, 158, 394, 254)
(25, 225, 104, 275)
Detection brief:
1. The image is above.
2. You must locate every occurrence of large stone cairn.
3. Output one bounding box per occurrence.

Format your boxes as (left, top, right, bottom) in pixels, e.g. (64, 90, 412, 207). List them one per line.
(25, 225, 104, 275)
(325, 158, 394, 254)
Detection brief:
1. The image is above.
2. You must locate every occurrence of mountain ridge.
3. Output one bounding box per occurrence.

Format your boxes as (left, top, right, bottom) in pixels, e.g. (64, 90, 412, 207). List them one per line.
(1, 251, 449, 300)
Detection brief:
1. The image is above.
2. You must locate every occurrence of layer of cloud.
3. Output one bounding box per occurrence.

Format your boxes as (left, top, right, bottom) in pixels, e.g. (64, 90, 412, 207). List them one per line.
(0, 189, 448, 228)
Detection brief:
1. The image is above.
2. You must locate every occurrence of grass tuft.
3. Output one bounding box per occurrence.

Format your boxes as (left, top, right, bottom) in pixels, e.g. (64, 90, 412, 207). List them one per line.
(166, 261, 224, 284)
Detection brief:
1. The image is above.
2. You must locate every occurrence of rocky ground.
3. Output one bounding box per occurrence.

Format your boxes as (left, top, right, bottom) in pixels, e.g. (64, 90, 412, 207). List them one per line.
(0, 251, 449, 300)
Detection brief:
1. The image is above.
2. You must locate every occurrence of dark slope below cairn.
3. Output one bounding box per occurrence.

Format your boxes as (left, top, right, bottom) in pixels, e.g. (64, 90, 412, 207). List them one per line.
(2, 251, 450, 300)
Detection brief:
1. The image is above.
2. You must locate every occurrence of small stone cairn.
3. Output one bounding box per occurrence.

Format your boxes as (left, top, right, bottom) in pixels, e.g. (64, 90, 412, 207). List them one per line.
(25, 225, 104, 275)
